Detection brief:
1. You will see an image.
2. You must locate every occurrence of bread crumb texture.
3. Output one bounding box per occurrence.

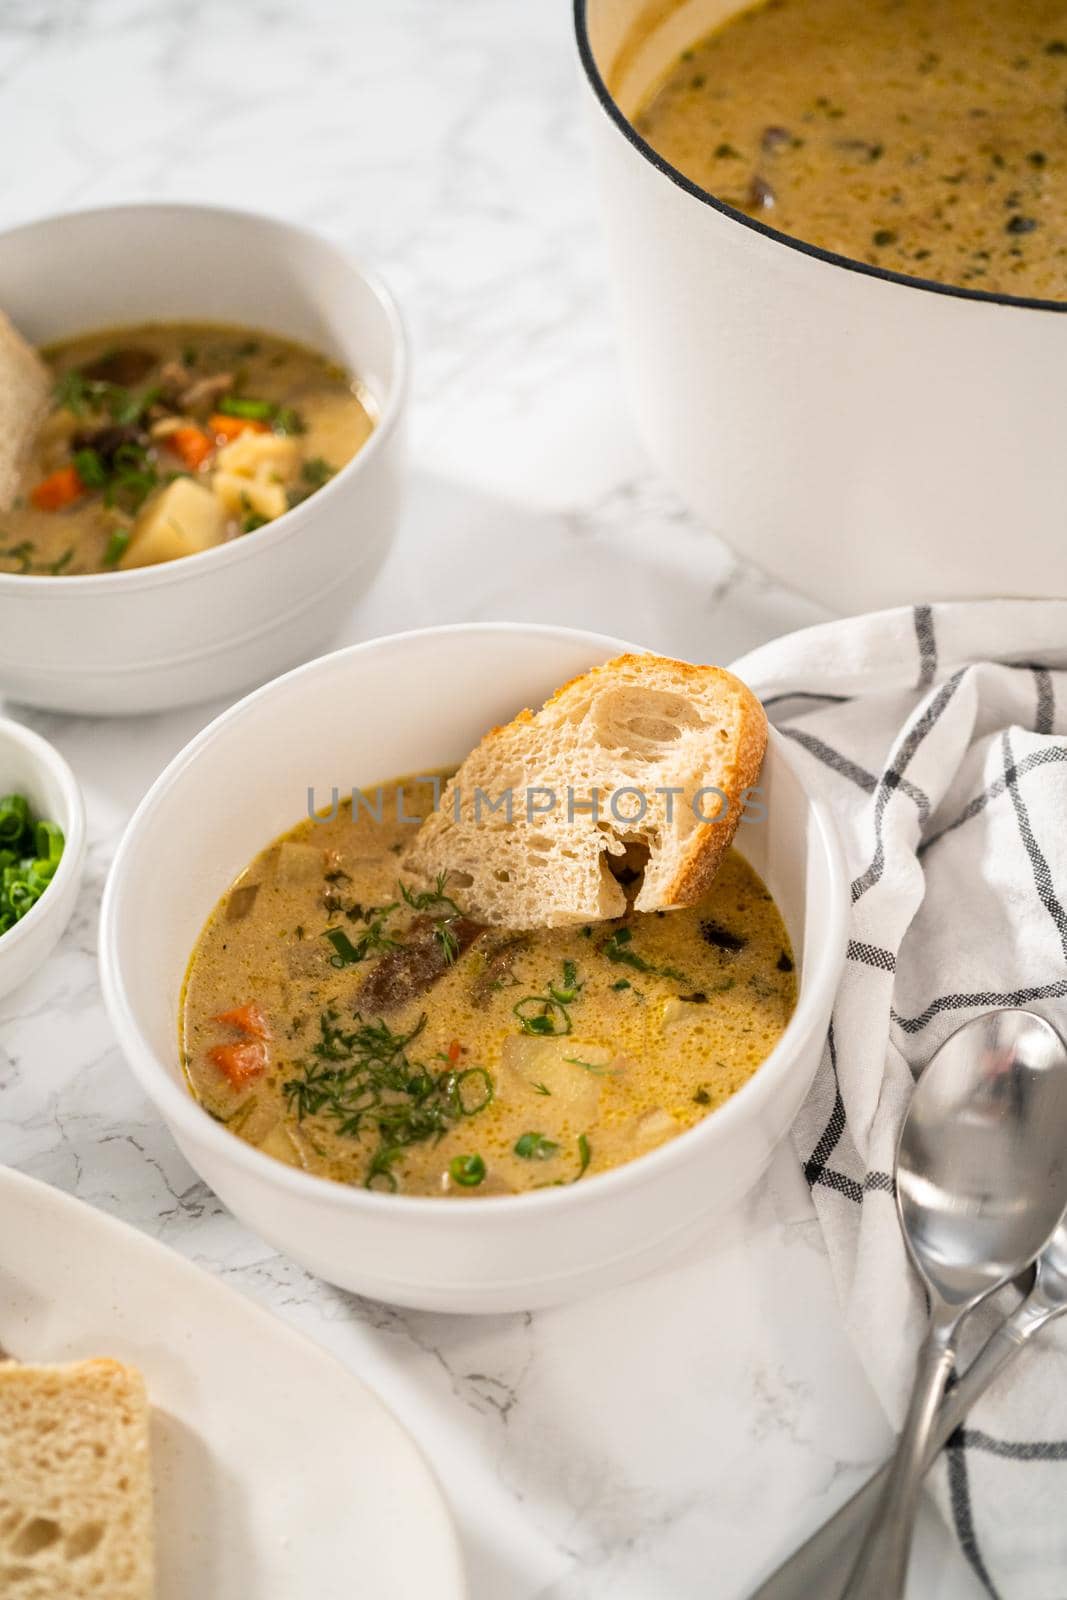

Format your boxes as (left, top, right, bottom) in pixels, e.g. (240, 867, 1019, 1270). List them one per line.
(0, 1358, 155, 1599)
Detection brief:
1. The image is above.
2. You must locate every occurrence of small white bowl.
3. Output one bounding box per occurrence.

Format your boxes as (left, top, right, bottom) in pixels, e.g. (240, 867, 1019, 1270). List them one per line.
(100, 624, 847, 1312)
(0, 203, 408, 715)
(0, 717, 86, 1000)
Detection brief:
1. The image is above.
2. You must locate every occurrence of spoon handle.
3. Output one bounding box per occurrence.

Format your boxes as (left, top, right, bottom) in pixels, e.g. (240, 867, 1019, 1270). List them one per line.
(748, 1300, 1049, 1600)
(839, 1317, 957, 1599)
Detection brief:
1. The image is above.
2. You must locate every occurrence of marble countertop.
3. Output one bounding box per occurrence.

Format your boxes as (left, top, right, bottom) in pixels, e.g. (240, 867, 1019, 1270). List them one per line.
(0, 3, 984, 1595)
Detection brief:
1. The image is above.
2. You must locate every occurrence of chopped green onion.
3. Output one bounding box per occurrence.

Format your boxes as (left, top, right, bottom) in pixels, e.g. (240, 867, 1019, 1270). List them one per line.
(217, 395, 274, 421)
(323, 928, 364, 967)
(449, 1153, 486, 1187)
(575, 1134, 591, 1180)
(272, 405, 306, 436)
(102, 528, 131, 566)
(549, 958, 582, 1004)
(513, 995, 572, 1036)
(514, 1131, 559, 1161)
(0, 794, 30, 844)
(0, 794, 64, 933)
(301, 457, 335, 488)
(72, 448, 107, 489)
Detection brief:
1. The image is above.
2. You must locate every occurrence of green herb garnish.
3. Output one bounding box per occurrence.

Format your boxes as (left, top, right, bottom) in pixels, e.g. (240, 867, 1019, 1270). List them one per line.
(575, 1134, 591, 1180)
(272, 405, 306, 436)
(0, 540, 36, 573)
(514, 1131, 560, 1161)
(0, 795, 64, 935)
(71, 447, 108, 489)
(513, 995, 572, 1036)
(301, 457, 336, 488)
(322, 914, 398, 967)
(217, 394, 274, 421)
(599, 925, 692, 986)
(449, 1153, 486, 1187)
(47, 548, 73, 575)
(564, 1055, 619, 1076)
(400, 875, 463, 965)
(549, 958, 582, 1004)
(284, 1011, 494, 1191)
(102, 528, 131, 567)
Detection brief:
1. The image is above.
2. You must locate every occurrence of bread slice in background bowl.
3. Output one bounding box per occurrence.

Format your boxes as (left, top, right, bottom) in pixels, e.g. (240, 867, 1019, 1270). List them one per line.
(100, 623, 848, 1312)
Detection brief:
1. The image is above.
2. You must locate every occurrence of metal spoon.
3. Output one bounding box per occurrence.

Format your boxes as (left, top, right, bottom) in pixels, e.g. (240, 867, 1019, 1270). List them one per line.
(840, 1008, 1067, 1599)
(750, 1211, 1067, 1599)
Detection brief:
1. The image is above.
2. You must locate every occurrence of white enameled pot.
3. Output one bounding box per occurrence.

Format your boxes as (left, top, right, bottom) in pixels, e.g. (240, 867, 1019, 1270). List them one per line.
(576, 0, 1067, 612)
(100, 623, 847, 1313)
(0, 204, 408, 714)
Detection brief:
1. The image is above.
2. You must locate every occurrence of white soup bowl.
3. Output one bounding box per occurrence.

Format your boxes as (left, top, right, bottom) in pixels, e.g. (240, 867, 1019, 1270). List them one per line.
(0, 203, 407, 714)
(100, 623, 847, 1312)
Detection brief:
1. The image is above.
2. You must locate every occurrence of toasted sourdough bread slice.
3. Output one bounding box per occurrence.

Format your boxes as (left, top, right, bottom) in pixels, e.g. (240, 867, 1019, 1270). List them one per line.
(0, 1358, 155, 1600)
(0, 312, 50, 513)
(407, 653, 768, 928)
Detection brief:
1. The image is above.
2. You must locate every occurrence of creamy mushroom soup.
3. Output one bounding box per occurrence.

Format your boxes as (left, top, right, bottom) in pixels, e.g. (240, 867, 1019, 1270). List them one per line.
(181, 774, 797, 1197)
(635, 0, 1067, 298)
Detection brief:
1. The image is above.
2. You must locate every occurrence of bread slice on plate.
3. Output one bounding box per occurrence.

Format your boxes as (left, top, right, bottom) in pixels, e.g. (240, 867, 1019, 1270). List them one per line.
(0, 312, 50, 513)
(407, 652, 768, 928)
(0, 1357, 155, 1599)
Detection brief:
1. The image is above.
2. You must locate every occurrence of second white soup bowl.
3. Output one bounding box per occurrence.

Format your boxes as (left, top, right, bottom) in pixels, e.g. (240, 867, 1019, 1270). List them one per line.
(100, 624, 847, 1313)
(0, 203, 407, 715)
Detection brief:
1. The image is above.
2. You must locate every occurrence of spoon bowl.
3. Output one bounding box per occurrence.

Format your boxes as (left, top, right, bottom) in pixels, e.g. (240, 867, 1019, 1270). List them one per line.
(843, 1008, 1067, 1599)
(899, 1009, 1067, 1304)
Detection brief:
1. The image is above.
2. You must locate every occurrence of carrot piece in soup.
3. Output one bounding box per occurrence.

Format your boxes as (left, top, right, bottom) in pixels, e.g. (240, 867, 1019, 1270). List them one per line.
(447, 1039, 463, 1065)
(213, 1002, 270, 1040)
(209, 412, 270, 443)
(209, 1039, 268, 1087)
(167, 426, 214, 471)
(30, 465, 85, 511)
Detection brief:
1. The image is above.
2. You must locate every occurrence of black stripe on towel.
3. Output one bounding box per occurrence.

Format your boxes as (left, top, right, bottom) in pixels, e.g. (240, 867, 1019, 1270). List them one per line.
(850, 672, 962, 902)
(807, 1166, 895, 1205)
(1032, 665, 1056, 735)
(961, 1428, 1067, 1463)
(802, 1026, 894, 1203)
(780, 728, 878, 793)
(914, 604, 938, 688)
(846, 940, 897, 973)
(919, 745, 1067, 856)
(892, 978, 1067, 1034)
(946, 1430, 1002, 1599)
(1002, 728, 1067, 961)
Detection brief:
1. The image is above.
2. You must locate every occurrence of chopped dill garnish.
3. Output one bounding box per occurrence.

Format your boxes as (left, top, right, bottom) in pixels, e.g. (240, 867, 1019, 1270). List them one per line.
(283, 1010, 494, 1191)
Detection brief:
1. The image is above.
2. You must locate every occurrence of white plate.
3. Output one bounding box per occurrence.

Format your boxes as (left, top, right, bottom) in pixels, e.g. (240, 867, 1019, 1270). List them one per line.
(0, 1165, 465, 1600)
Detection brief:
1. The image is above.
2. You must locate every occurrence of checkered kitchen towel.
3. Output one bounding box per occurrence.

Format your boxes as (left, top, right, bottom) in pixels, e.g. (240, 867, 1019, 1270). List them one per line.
(732, 600, 1067, 1599)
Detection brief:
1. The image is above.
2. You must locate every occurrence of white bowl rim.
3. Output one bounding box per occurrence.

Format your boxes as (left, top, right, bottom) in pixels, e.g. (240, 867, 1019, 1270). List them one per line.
(0, 200, 410, 595)
(573, 0, 1067, 316)
(0, 715, 86, 956)
(100, 620, 849, 1222)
